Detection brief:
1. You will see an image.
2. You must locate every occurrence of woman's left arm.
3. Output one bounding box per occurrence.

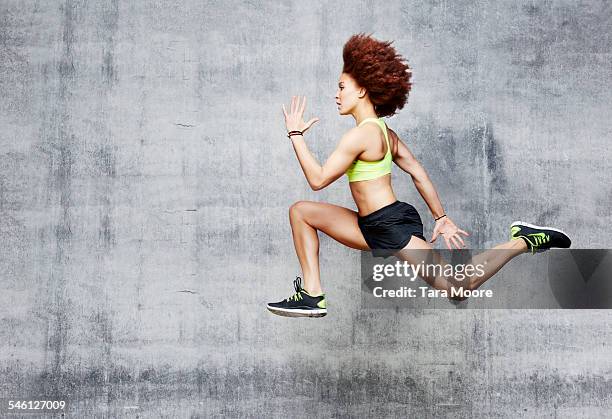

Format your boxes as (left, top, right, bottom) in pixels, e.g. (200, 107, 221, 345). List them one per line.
(283, 96, 363, 191)
(389, 128, 470, 249)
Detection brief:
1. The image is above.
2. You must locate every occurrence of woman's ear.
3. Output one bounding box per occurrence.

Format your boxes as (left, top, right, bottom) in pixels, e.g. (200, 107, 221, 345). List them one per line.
(358, 87, 368, 99)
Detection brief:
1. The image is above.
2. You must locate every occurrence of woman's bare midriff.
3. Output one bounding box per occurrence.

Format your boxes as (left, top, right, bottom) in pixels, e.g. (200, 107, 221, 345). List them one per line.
(349, 174, 398, 217)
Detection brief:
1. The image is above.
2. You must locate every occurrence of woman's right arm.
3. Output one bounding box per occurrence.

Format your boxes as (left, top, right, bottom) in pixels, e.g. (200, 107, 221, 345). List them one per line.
(389, 128, 469, 249)
(388, 128, 445, 220)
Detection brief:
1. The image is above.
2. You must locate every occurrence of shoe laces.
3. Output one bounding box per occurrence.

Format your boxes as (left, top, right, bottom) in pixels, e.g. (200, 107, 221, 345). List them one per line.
(530, 233, 551, 247)
(524, 233, 551, 254)
(286, 277, 304, 302)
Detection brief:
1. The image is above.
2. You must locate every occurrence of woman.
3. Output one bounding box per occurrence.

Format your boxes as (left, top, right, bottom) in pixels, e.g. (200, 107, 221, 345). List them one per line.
(267, 34, 571, 318)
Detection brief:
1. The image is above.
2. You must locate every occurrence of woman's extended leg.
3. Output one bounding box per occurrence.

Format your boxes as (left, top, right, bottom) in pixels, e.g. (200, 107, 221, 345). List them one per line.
(394, 235, 528, 299)
(289, 200, 369, 295)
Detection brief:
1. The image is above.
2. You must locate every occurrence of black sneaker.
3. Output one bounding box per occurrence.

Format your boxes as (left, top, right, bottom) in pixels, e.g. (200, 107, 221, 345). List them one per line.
(267, 277, 327, 318)
(510, 221, 571, 254)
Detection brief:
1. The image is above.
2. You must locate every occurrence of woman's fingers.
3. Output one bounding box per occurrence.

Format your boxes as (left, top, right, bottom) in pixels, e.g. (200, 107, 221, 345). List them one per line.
(305, 117, 319, 130)
(287, 95, 309, 115)
(458, 229, 470, 236)
(454, 233, 466, 247)
(285, 96, 316, 130)
(286, 96, 310, 113)
(443, 235, 452, 250)
(297, 96, 305, 116)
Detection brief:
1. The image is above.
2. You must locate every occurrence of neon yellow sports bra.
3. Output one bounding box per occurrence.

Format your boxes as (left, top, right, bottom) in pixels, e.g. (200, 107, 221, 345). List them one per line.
(345, 117, 392, 182)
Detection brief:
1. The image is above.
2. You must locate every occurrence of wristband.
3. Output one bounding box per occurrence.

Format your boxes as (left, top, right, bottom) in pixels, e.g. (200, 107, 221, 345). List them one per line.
(287, 130, 303, 138)
(435, 214, 447, 221)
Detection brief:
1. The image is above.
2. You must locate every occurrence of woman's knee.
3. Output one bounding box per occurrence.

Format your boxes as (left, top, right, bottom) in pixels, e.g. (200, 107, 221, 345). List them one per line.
(289, 200, 313, 220)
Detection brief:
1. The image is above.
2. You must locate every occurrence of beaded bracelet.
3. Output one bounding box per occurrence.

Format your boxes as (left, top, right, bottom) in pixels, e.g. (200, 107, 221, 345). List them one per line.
(287, 130, 303, 138)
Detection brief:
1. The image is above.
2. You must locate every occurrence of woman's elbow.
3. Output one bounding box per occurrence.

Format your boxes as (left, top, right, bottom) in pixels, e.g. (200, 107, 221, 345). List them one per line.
(311, 177, 331, 191)
(311, 181, 325, 191)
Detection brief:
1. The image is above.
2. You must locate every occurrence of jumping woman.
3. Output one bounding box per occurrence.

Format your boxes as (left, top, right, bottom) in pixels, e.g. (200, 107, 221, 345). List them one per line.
(267, 34, 571, 318)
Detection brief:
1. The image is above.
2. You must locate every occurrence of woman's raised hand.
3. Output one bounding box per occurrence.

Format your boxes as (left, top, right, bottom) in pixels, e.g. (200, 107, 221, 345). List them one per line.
(282, 96, 320, 134)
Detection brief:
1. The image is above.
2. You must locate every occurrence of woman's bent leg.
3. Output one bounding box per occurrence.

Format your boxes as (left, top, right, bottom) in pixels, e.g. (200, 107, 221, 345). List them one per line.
(289, 201, 369, 295)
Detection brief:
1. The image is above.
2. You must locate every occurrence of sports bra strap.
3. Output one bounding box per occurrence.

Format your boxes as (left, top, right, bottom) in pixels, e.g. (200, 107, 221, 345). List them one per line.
(358, 117, 390, 154)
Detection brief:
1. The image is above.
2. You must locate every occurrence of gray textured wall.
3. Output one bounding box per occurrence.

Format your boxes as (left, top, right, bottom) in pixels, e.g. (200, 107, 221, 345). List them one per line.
(1, 0, 611, 417)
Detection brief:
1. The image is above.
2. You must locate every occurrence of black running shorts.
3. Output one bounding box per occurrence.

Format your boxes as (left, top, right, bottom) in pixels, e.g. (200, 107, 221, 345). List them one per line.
(358, 200, 426, 258)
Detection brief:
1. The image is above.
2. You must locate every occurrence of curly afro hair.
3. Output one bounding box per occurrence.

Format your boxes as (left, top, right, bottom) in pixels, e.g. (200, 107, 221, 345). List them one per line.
(342, 33, 412, 117)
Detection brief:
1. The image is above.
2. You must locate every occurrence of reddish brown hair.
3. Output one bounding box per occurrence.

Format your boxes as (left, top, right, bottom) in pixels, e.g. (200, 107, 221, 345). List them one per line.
(342, 33, 412, 117)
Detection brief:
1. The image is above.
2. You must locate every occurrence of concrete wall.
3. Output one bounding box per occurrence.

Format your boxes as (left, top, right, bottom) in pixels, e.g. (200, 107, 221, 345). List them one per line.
(1, 0, 611, 417)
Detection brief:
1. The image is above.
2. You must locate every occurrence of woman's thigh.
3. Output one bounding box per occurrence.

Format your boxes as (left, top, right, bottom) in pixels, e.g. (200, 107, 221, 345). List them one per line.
(290, 201, 370, 250)
(394, 235, 455, 292)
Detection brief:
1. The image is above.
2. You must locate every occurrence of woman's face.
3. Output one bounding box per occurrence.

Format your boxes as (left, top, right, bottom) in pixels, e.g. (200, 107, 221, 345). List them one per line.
(335, 72, 364, 115)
